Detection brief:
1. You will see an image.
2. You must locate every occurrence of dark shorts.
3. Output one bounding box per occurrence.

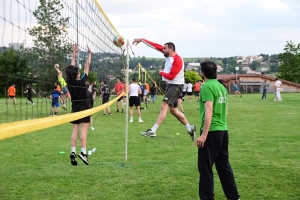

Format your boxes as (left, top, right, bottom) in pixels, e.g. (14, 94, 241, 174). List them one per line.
(71, 115, 91, 124)
(187, 92, 192, 96)
(102, 95, 110, 104)
(9, 95, 15, 98)
(194, 91, 200, 97)
(52, 102, 60, 107)
(129, 96, 140, 107)
(163, 84, 183, 108)
(117, 96, 123, 102)
(182, 91, 186, 97)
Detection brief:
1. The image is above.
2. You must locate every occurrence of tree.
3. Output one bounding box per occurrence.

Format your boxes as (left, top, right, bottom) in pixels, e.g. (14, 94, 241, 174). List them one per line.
(184, 70, 201, 84)
(278, 41, 300, 83)
(0, 49, 29, 96)
(250, 60, 261, 71)
(28, 0, 72, 90)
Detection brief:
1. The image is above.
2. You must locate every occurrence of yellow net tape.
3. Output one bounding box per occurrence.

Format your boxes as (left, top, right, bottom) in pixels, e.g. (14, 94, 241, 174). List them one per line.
(0, 93, 125, 141)
(93, 0, 121, 36)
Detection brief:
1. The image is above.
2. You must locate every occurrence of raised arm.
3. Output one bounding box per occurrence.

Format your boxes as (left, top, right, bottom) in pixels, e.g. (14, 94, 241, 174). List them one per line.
(53, 64, 62, 77)
(84, 45, 92, 75)
(132, 38, 163, 53)
(71, 44, 79, 66)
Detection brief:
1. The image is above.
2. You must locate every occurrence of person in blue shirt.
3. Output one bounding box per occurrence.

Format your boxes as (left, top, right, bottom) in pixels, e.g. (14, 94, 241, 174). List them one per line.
(232, 80, 242, 97)
(50, 85, 62, 116)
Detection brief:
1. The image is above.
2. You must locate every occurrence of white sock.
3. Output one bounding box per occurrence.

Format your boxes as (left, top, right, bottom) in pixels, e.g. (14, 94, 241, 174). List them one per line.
(71, 147, 76, 153)
(138, 117, 142, 120)
(81, 148, 86, 154)
(130, 116, 133, 120)
(185, 123, 191, 132)
(151, 124, 159, 132)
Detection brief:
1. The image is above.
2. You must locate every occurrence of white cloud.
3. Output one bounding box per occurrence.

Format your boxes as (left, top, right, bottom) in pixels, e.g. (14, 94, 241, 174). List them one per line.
(259, 0, 289, 10)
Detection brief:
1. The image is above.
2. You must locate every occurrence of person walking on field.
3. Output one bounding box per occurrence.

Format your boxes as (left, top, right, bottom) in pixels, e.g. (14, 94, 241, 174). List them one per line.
(232, 80, 242, 97)
(194, 80, 200, 102)
(110, 77, 125, 113)
(187, 81, 193, 102)
(7, 83, 17, 105)
(128, 78, 144, 123)
(150, 83, 157, 103)
(132, 38, 196, 140)
(261, 79, 268, 100)
(101, 80, 111, 116)
(24, 84, 36, 105)
(274, 78, 282, 101)
(65, 44, 92, 166)
(194, 61, 240, 200)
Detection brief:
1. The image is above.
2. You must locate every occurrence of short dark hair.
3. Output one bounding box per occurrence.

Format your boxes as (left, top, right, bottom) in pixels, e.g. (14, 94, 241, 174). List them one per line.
(200, 60, 217, 79)
(117, 77, 122, 82)
(54, 85, 57, 89)
(132, 78, 136, 82)
(103, 80, 107, 84)
(164, 42, 176, 51)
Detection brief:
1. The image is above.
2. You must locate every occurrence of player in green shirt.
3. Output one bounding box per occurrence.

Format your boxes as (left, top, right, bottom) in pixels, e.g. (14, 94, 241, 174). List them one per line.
(194, 61, 240, 200)
(54, 64, 71, 109)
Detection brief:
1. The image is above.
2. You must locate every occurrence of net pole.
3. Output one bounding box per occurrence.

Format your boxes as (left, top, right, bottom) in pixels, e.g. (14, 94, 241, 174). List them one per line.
(125, 40, 129, 161)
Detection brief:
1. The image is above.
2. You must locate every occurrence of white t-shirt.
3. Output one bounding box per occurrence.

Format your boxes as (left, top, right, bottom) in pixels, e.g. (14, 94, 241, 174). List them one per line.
(129, 83, 139, 97)
(275, 80, 282, 88)
(187, 83, 193, 92)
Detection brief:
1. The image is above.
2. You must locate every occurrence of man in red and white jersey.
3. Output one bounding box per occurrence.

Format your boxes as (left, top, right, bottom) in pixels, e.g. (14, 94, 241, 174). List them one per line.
(132, 38, 196, 140)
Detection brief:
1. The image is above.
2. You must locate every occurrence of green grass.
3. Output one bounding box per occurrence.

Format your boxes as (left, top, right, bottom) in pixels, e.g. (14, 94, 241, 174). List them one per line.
(0, 93, 300, 199)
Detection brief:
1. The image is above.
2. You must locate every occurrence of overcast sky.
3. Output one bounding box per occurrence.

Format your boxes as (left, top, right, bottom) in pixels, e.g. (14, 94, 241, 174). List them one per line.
(99, 0, 300, 58)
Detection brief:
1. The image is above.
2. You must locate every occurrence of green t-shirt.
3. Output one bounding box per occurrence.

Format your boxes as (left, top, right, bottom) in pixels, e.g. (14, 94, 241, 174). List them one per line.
(199, 79, 227, 131)
(58, 77, 67, 88)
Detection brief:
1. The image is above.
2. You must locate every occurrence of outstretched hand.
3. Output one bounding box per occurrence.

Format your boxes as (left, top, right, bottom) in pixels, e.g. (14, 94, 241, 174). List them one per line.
(87, 45, 92, 54)
(73, 44, 79, 53)
(132, 38, 143, 46)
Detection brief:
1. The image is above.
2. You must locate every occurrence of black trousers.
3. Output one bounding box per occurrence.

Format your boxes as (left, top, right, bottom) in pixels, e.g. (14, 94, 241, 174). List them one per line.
(27, 96, 33, 104)
(198, 130, 239, 200)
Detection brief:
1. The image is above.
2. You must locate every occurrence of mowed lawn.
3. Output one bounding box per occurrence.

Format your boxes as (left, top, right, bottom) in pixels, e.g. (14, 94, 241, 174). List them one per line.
(0, 93, 300, 200)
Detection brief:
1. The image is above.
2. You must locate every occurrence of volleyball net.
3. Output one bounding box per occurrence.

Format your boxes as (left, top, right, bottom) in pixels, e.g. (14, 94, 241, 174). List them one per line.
(0, 0, 125, 138)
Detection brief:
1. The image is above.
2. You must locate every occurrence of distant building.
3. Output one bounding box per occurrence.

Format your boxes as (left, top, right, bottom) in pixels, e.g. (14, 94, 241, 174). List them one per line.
(186, 62, 200, 71)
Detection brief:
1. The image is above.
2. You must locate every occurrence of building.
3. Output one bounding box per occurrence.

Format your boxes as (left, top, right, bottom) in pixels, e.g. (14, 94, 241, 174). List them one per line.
(217, 74, 300, 94)
(9, 43, 23, 51)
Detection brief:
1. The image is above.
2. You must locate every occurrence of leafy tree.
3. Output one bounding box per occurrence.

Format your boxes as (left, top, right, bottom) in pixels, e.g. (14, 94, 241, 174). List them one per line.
(184, 70, 201, 84)
(278, 41, 300, 83)
(0, 49, 29, 96)
(28, 0, 72, 90)
(250, 60, 261, 71)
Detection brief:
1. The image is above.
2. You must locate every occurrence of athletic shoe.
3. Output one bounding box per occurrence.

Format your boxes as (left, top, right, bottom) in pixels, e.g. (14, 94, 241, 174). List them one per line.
(70, 152, 77, 166)
(90, 127, 94, 130)
(138, 119, 144, 123)
(188, 125, 196, 141)
(116, 109, 119, 113)
(141, 129, 156, 137)
(121, 109, 124, 113)
(62, 104, 67, 110)
(108, 113, 111, 116)
(32, 103, 34, 105)
(129, 119, 133, 123)
(78, 152, 89, 165)
(103, 114, 106, 116)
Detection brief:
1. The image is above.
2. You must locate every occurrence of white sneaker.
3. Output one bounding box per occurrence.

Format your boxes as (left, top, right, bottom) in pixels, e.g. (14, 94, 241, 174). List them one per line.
(138, 119, 144, 123)
(90, 127, 94, 130)
(32, 103, 34, 105)
(141, 129, 156, 137)
(129, 119, 133, 123)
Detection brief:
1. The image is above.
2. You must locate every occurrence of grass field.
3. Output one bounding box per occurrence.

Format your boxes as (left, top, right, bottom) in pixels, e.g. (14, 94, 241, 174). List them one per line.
(0, 93, 300, 199)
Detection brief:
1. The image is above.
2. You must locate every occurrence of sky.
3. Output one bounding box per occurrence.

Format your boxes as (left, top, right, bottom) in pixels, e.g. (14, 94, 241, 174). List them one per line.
(99, 0, 300, 58)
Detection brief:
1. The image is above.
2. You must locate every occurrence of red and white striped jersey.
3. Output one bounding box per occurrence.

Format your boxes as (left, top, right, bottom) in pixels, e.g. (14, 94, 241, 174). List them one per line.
(142, 39, 185, 85)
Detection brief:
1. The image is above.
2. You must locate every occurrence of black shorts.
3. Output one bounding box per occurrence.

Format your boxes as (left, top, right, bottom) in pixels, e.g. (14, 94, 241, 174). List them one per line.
(182, 91, 186, 97)
(129, 96, 140, 107)
(117, 96, 123, 102)
(187, 92, 192, 96)
(194, 91, 200, 97)
(71, 115, 91, 124)
(9, 95, 15, 98)
(163, 84, 183, 108)
(102, 95, 110, 104)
